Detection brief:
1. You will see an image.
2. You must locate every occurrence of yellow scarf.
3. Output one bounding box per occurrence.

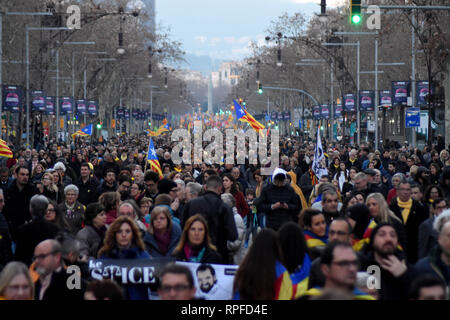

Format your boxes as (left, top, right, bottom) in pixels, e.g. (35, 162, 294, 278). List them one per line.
(397, 198, 413, 224)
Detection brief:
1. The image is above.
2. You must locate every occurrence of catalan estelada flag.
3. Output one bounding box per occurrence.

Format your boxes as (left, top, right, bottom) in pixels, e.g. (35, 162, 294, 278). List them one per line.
(290, 254, 311, 299)
(71, 124, 93, 140)
(0, 139, 13, 158)
(147, 137, 163, 179)
(304, 229, 328, 249)
(302, 287, 376, 300)
(147, 119, 169, 137)
(233, 100, 265, 134)
(274, 261, 293, 300)
(353, 219, 403, 252)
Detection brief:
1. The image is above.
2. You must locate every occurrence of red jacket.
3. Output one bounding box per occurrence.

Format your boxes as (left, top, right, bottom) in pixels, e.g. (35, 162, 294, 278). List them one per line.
(233, 190, 250, 218)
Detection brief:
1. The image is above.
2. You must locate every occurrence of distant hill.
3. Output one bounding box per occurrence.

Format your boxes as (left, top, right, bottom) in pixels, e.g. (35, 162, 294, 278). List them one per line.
(174, 53, 226, 75)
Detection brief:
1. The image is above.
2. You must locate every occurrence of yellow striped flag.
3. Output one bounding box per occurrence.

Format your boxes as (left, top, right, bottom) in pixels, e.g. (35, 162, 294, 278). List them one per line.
(0, 139, 13, 158)
(147, 137, 163, 179)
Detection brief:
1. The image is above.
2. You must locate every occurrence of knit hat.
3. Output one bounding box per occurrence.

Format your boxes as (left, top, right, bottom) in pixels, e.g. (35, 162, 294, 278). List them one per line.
(157, 178, 177, 195)
(369, 222, 398, 248)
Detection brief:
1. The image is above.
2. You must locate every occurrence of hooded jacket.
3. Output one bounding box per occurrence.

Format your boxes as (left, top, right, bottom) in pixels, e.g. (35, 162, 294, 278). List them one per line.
(257, 169, 301, 231)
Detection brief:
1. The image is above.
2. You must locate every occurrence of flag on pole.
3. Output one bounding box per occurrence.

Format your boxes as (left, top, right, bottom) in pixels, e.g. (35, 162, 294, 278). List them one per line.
(147, 137, 163, 179)
(147, 119, 169, 137)
(0, 139, 13, 158)
(71, 124, 93, 140)
(312, 127, 328, 179)
(233, 100, 265, 134)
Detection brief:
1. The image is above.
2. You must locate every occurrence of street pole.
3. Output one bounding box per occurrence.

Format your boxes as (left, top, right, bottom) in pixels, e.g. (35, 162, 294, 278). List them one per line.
(56, 48, 60, 141)
(26, 28, 30, 147)
(72, 52, 75, 133)
(0, 13, 2, 140)
(375, 38, 379, 151)
(357, 41, 360, 146)
(330, 60, 334, 142)
(411, 12, 416, 148)
(84, 56, 87, 125)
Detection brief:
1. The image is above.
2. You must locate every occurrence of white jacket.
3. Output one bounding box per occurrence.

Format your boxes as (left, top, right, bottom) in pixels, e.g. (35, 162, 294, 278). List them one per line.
(227, 207, 247, 265)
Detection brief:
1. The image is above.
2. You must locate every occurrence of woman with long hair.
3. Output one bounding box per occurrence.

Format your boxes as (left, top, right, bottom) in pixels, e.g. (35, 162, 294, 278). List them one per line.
(98, 191, 121, 225)
(130, 182, 144, 204)
(0, 261, 34, 300)
(423, 185, 444, 206)
(44, 200, 71, 232)
(97, 216, 150, 300)
(143, 206, 182, 258)
(38, 172, 62, 203)
(50, 169, 65, 203)
(172, 214, 221, 263)
(329, 157, 341, 178)
(253, 169, 264, 198)
(233, 228, 293, 300)
(353, 193, 407, 251)
(429, 163, 441, 186)
(333, 162, 350, 193)
(222, 173, 250, 218)
(31, 163, 45, 186)
(278, 222, 311, 299)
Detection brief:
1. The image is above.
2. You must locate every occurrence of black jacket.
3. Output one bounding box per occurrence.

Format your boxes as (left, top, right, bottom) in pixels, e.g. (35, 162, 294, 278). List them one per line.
(76, 177, 99, 206)
(257, 182, 301, 231)
(359, 249, 414, 300)
(414, 246, 450, 291)
(390, 198, 429, 264)
(173, 245, 222, 264)
(299, 171, 314, 200)
(3, 180, 38, 240)
(96, 181, 118, 198)
(34, 268, 86, 300)
(14, 218, 61, 266)
(182, 191, 237, 264)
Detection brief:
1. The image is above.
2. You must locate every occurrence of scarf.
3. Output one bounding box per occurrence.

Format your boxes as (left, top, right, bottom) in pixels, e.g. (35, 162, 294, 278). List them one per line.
(183, 243, 206, 263)
(309, 168, 318, 185)
(397, 198, 413, 224)
(154, 230, 171, 255)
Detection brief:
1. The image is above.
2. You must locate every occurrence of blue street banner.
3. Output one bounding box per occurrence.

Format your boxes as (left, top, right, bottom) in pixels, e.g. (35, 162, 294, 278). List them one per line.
(343, 94, 356, 112)
(392, 81, 410, 106)
(271, 111, 277, 121)
(59, 96, 74, 115)
(45, 96, 55, 115)
(277, 112, 283, 121)
(334, 103, 343, 118)
(87, 100, 98, 116)
(116, 107, 125, 119)
(359, 90, 375, 111)
(313, 105, 321, 119)
(405, 107, 420, 128)
(75, 99, 87, 115)
(132, 109, 139, 119)
(124, 108, 130, 120)
(2, 85, 23, 112)
(321, 104, 330, 119)
(31, 90, 46, 112)
(416, 81, 433, 107)
(283, 111, 291, 121)
(265, 113, 270, 121)
(379, 90, 393, 107)
(299, 119, 302, 128)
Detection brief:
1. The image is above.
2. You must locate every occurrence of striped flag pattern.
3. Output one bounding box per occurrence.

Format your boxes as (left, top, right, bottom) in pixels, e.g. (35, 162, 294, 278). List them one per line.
(147, 137, 163, 179)
(71, 124, 93, 140)
(147, 119, 169, 137)
(233, 100, 265, 133)
(0, 139, 13, 158)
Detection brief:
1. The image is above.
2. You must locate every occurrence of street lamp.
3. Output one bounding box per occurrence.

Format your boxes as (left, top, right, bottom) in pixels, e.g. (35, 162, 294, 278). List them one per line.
(147, 46, 162, 79)
(265, 33, 284, 67)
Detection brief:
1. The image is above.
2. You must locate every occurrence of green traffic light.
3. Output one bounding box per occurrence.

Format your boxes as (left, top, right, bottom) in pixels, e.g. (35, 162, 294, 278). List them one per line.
(97, 123, 102, 129)
(352, 15, 361, 24)
(258, 89, 263, 94)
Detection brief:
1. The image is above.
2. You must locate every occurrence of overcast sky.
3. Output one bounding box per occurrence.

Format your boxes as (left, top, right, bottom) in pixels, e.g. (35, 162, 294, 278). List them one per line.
(156, 0, 343, 63)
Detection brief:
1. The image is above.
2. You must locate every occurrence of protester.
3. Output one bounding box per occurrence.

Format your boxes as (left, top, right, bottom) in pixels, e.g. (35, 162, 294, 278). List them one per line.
(0, 261, 34, 300)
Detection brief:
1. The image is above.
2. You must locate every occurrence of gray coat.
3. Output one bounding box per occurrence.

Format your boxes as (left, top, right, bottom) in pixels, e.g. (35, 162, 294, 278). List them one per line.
(418, 216, 438, 260)
(76, 225, 104, 259)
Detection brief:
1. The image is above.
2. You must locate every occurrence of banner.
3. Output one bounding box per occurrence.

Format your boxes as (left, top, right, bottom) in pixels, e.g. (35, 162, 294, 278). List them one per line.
(416, 81, 432, 107)
(343, 94, 356, 112)
(45, 96, 55, 115)
(124, 108, 130, 120)
(31, 90, 46, 112)
(87, 100, 98, 116)
(132, 109, 139, 120)
(75, 99, 87, 115)
(313, 106, 321, 119)
(283, 111, 291, 121)
(88, 258, 173, 288)
(334, 103, 343, 118)
(116, 107, 125, 119)
(277, 112, 283, 121)
(2, 85, 23, 112)
(392, 81, 410, 106)
(59, 96, 73, 115)
(359, 90, 375, 111)
(177, 262, 237, 300)
(379, 90, 393, 107)
(321, 104, 330, 119)
(312, 127, 328, 179)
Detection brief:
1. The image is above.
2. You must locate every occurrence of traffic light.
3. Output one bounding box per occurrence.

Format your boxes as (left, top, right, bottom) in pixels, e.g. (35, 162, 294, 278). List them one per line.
(257, 82, 263, 94)
(242, 100, 246, 107)
(96, 120, 102, 129)
(350, 0, 361, 24)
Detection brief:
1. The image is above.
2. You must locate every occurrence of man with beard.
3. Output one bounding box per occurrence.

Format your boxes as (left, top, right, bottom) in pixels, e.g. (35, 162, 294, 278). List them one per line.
(33, 239, 85, 300)
(116, 174, 132, 201)
(195, 264, 232, 300)
(359, 223, 415, 300)
(96, 169, 117, 198)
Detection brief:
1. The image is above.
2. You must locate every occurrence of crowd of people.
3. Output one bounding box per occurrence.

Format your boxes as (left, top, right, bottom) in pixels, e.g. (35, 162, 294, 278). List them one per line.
(0, 131, 449, 300)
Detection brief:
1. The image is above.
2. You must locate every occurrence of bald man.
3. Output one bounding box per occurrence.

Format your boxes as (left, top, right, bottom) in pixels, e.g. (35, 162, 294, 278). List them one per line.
(33, 239, 85, 300)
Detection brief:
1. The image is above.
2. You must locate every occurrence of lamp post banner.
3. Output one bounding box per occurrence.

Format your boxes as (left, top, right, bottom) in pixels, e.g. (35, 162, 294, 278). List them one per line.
(2, 85, 23, 113)
(59, 96, 74, 115)
(392, 81, 410, 106)
(45, 96, 55, 115)
(343, 93, 356, 112)
(76, 99, 87, 115)
(31, 90, 46, 112)
(359, 90, 375, 111)
(87, 100, 98, 116)
(379, 90, 393, 108)
(416, 81, 433, 107)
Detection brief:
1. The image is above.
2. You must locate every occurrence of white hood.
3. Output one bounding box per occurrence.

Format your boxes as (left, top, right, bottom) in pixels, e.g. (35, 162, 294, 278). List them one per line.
(272, 168, 287, 181)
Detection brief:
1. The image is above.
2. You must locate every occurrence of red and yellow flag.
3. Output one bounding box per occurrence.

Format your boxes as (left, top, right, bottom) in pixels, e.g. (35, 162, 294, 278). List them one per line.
(0, 139, 13, 158)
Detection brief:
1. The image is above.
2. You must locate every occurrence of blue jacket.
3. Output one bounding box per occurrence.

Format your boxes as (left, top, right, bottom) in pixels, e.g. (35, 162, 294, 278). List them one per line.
(143, 223, 182, 258)
(99, 246, 151, 300)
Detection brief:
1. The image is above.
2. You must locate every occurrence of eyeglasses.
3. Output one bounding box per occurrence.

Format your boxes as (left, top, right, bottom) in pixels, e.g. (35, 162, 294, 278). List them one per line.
(332, 260, 359, 268)
(32, 251, 57, 261)
(159, 284, 191, 293)
(46, 208, 56, 212)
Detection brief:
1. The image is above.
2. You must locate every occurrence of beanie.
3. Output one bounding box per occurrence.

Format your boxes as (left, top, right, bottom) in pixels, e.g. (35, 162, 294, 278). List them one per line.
(157, 178, 177, 195)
